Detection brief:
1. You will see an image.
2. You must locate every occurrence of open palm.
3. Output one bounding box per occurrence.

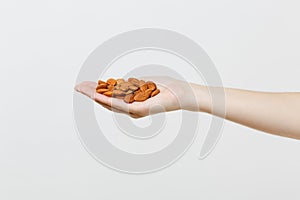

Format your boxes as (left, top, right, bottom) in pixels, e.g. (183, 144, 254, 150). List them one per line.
(75, 76, 193, 118)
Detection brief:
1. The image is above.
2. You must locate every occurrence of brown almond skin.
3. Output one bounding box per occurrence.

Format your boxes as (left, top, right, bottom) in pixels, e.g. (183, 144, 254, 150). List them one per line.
(103, 91, 113, 97)
(125, 90, 134, 94)
(98, 80, 106, 85)
(146, 81, 156, 91)
(128, 78, 140, 86)
(151, 89, 160, 97)
(107, 78, 117, 86)
(124, 94, 135, 103)
(114, 85, 120, 90)
(113, 90, 126, 97)
(119, 82, 132, 91)
(116, 78, 125, 85)
(129, 85, 139, 91)
(96, 88, 109, 93)
(119, 86, 128, 91)
(133, 90, 141, 97)
(139, 80, 146, 86)
(134, 91, 150, 101)
(107, 84, 114, 91)
(97, 83, 108, 89)
(139, 83, 148, 92)
(145, 88, 153, 96)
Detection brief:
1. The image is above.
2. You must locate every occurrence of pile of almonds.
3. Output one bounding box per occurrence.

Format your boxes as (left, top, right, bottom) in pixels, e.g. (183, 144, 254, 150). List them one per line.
(96, 78, 160, 103)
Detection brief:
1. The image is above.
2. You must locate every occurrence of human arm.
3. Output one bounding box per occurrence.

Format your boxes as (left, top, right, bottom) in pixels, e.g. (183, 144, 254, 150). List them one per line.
(75, 76, 300, 140)
(192, 84, 300, 140)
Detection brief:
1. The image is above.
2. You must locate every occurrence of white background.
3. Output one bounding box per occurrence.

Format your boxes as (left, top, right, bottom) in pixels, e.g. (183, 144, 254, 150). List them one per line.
(1, 0, 300, 199)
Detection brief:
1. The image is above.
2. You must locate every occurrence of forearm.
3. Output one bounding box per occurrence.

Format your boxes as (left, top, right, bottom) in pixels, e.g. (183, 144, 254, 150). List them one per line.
(191, 84, 300, 140)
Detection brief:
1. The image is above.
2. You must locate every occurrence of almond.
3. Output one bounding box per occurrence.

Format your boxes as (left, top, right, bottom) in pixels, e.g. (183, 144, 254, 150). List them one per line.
(98, 80, 106, 85)
(134, 91, 150, 101)
(103, 91, 113, 97)
(97, 83, 108, 89)
(128, 78, 140, 86)
(151, 89, 160, 97)
(113, 90, 126, 96)
(96, 88, 109, 94)
(107, 78, 117, 86)
(116, 78, 125, 85)
(96, 77, 160, 103)
(125, 90, 133, 94)
(139, 80, 146, 86)
(124, 94, 135, 103)
(139, 83, 148, 92)
(107, 84, 114, 91)
(119, 82, 132, 91)
(145, 88, 153, 96)
(129, 85, 139, 91)
(146, 81, 156, 91)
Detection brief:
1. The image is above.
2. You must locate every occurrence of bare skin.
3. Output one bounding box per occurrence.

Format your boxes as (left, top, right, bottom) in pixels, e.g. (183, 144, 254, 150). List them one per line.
(75, 76, 300, 140)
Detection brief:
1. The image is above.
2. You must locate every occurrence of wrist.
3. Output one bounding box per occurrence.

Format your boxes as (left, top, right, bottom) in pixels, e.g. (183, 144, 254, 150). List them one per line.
(179, 83, 212, 113)
(192, 83, 212, 113)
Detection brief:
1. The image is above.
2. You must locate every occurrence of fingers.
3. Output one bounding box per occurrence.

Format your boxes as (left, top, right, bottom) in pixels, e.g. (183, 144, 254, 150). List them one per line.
(75, 81, 127, 109)
(99, 102, 143, 119)
(95, 97, 145, 118)
(93, 92, 128, 111)
(74, 81, 97, 99)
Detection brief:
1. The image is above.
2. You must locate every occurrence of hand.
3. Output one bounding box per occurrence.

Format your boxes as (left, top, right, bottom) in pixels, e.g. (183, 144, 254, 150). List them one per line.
(74, 76, 198, 118)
